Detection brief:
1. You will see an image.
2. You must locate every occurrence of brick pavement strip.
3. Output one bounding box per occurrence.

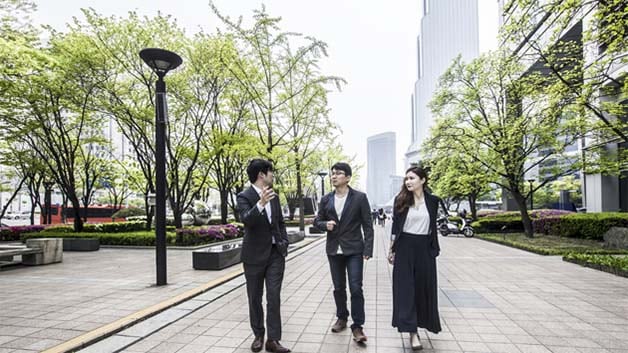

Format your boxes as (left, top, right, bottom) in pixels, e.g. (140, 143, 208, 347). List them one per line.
(3, 224, 628, 353)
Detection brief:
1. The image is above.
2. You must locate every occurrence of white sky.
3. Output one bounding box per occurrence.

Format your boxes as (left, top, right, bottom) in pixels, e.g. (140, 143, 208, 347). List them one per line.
(32, 0, 498, 189)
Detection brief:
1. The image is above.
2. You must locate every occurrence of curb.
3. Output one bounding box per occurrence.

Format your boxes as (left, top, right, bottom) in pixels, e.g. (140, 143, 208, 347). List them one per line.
(562, 256, 628, 278)
(42, 237, 324, 353)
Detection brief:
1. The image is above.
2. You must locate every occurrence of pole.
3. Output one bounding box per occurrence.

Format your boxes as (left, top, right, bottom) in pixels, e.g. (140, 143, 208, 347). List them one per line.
(529, 181, 534, 210)
(155, 76, 167, 286)
(320, 176, 325, 198)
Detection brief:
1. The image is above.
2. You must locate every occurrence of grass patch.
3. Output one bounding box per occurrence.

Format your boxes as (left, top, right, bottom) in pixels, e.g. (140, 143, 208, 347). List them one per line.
(476, 233, 628, 256)
(563, 253, 628, 278)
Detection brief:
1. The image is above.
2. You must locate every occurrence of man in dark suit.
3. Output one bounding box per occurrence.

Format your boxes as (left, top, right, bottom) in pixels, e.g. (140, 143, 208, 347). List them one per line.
(314, 162, 374, 343)
(237, 159, 290, 353)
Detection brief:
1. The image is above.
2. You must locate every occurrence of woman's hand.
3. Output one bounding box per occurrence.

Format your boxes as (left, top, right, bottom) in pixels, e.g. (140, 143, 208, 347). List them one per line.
(387, 249, 395, 265)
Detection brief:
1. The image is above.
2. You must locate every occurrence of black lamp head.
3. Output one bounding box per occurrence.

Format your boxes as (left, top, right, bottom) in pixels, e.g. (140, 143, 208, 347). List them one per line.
(139, 48, 183, 76)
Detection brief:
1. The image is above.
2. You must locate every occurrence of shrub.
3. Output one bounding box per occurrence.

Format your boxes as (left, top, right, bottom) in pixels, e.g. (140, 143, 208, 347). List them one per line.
(39, 221, 145, 234)
(112, 207, 146, 219)
(542, 213, 628, 240)
(472, 216, 524, 233)
(564, 253, 628, 276)
(21, 231, 177, 246)
(0, 225, 46, 241)
(174, 224, 242, 246)
(473, 209, 576, 233)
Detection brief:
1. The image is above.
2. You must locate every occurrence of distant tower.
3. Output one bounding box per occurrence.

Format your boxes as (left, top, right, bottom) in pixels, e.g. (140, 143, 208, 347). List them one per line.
(406, 0, 480, 166)
(367, 132, 396, 206)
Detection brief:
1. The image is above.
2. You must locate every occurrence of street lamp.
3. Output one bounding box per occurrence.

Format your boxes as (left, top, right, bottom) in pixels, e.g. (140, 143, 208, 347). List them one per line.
(527, 179, 535, 210)
(140, 48, 182, 286)
(317, 171, 328, 198)
(42, 181, 54, 225)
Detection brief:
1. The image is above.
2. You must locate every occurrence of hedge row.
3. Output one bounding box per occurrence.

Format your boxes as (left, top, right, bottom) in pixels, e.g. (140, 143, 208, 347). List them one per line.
(534, 213, 628, 241)
(473, 212, 628, 240)
(563, 253, 628, 277)
(21, 231, 176, 246)
(41, 221, 147, 234)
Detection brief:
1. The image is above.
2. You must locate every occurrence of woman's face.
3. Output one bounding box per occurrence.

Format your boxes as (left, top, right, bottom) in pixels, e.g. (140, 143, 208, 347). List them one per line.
(405, 171, 425, 192)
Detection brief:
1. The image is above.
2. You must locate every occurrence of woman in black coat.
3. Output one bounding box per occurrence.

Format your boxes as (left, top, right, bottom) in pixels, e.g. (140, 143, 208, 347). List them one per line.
(388, 166, 442, 350)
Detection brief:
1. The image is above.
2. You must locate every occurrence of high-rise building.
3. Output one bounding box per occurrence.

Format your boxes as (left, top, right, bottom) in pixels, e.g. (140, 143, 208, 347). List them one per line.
(406, 0, 482, 166)
(367, 132, 396, 207)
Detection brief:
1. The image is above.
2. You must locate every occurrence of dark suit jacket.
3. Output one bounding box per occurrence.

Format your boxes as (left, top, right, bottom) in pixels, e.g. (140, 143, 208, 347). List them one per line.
(314, 187, 374, 257)
(237, 186, 289, 265)
(391, 191, 442, 257)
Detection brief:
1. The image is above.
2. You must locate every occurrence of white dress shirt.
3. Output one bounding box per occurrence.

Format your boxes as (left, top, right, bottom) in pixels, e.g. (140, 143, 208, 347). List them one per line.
(334, 193, 347, 254)
(252, 184, 274, 243)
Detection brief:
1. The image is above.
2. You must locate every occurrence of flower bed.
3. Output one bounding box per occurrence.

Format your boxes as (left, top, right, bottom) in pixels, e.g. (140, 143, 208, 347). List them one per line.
(0, 225, 46, 241)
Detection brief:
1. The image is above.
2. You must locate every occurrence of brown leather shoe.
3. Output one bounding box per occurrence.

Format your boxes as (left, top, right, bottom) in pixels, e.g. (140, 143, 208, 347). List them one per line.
(352, 327, 368, 343)
(251, 336, 263, 352)
(265, 340, 291, 353)
(331, 318, 347, 333)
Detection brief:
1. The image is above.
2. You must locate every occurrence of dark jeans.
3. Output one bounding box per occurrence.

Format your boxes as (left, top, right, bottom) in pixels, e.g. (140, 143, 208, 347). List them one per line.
(328, 253, 364, 329)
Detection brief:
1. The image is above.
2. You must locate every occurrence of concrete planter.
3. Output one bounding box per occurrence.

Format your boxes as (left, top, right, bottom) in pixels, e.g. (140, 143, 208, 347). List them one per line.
(287, 231, 305, 244)
(23, 238, 63, 265)
(193, 241, 242, 270)
(63, 238, 100, 251)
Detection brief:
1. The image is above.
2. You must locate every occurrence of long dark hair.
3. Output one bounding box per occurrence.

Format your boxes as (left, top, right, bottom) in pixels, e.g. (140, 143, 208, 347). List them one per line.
(394, 166, 428, 213)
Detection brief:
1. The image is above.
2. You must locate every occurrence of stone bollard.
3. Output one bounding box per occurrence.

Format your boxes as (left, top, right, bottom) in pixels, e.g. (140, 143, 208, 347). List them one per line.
(23, 238, 63, 265)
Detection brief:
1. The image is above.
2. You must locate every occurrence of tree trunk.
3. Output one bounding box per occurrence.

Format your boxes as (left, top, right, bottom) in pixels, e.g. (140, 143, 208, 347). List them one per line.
(296, 162, 305, 231)
(69, 195, 84, 232)
(511, 190, 533, 237)
(469, 193, 478, 220)
(220, 189, 229, 224)
(0, 176, 27, 222)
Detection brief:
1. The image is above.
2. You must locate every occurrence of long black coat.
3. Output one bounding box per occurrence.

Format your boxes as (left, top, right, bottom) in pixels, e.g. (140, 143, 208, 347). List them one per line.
(314, 187, 374, 257)
(391, 192, 442, 257)
(237, 186, 289, 264)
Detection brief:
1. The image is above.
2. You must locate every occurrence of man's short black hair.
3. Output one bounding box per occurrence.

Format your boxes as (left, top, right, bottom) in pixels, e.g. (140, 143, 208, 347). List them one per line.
(331, 162, 352, 177)
(246, 159, 273, 183)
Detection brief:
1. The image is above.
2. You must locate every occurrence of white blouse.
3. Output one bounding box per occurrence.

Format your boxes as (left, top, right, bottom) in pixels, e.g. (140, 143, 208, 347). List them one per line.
(402, 199, 430, 235)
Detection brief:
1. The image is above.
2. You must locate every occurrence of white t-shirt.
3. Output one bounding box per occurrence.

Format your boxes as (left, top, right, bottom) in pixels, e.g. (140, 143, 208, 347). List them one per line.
(334, 193, 347, 254)
(403, 199, 430, 235)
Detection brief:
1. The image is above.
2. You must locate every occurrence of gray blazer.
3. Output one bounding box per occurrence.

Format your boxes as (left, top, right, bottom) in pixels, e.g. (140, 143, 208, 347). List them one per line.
(314, 187, 374, 257)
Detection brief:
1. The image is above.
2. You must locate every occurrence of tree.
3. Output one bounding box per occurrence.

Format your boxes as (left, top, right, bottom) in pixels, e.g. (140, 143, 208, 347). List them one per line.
(500, 0, 628, 171)
(429, 53, 588, 237)
(210, 3, 344, 161)
(74, 9, 187, 229)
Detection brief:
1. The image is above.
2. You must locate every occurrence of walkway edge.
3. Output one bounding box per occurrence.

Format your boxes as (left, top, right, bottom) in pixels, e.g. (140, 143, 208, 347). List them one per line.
(42, 236, 325, 353)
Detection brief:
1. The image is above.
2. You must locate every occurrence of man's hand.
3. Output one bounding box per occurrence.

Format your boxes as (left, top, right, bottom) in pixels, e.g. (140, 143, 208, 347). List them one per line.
(363, 256, 371, 261)
(387, 250, 394, 264)
(326, 220, 336, 231)
(259, 186, 276, 207)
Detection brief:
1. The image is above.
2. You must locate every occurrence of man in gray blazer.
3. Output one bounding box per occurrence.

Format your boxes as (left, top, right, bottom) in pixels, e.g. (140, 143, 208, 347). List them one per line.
(237, 159, 290, 353)
(314, 162, 374, 343)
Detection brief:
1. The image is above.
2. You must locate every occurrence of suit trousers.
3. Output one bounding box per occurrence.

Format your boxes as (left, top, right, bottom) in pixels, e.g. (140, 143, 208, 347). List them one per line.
(243, 245, 286, 340)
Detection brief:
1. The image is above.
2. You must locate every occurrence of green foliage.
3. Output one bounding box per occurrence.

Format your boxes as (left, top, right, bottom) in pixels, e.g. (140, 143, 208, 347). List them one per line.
(40, 221, 146, 234)
(477, 233, 628, 256)
(541, 213, 628, 240)
(563, 253, 628, 276)
(21, 231, 176, 246)
(112, 207, 146, 219)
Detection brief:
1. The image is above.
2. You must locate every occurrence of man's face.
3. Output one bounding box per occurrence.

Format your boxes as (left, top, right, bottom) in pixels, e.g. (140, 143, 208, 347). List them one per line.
(330, 168, 350, 187)
(259, 170, 274, 187)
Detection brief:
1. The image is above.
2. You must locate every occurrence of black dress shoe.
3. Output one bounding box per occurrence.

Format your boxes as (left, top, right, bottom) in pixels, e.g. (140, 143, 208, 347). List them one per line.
(265, 340, 291, 353)
(251, 336, 263, 352)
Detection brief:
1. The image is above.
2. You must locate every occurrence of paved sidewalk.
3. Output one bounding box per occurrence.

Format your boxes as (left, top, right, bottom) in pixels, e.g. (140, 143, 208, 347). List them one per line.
(0, 231, 317, 352)
(93, 225, 628, 353)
